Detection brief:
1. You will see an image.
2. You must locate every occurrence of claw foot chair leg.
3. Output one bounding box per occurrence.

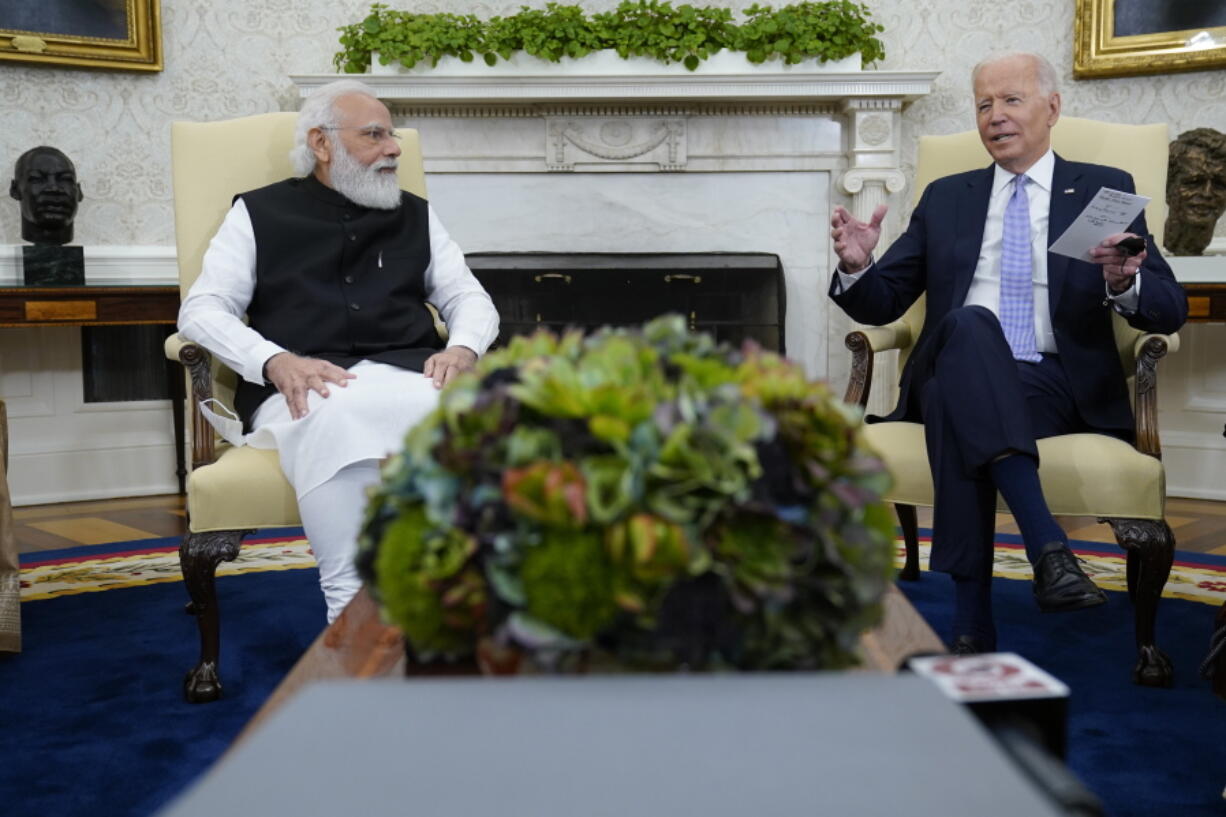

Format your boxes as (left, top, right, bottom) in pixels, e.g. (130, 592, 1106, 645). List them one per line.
(1205, 603, 1226, 700)
(1105, 517, 1175, 688)
(180, 529, 250, 703)
(896, 504, 921, 581)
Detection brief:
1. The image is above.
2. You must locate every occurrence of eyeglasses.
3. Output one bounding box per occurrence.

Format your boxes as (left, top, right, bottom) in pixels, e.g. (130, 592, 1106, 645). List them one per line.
(319, 126, 401, 145)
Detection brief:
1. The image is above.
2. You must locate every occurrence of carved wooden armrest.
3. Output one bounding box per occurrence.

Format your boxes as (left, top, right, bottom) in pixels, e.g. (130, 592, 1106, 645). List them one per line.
(1131, 332, 1177, 459)
(843, 321, 913, 408)
(164, 333, 218, 469)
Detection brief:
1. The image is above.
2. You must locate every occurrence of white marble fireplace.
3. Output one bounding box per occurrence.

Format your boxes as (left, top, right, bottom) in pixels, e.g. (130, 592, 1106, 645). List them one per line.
(293, 68, 938, 400)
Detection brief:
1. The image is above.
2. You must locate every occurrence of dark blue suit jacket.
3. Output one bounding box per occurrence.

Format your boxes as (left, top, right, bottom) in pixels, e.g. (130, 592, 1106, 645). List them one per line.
(829, 155, 1188, 438)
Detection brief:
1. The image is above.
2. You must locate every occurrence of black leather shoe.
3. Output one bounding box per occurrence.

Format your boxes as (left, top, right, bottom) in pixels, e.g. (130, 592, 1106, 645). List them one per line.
(950, 635, 994, 656)
(1032, 542, 1107, 612)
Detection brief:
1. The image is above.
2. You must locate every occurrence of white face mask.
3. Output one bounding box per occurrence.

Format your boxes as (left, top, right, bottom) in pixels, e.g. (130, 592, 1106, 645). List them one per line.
(197, 398, 247, 448)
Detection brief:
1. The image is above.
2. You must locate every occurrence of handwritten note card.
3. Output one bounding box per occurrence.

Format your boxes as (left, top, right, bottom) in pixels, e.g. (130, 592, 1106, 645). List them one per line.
(1048, 187, 1150, 262)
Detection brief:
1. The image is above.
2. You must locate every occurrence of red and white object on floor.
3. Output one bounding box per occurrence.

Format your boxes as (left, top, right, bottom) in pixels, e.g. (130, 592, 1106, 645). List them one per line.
(908, 652, 1070, 702)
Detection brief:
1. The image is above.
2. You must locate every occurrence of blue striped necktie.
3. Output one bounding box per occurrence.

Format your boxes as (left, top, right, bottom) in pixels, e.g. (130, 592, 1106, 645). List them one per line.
(999, 174, 1042, 362)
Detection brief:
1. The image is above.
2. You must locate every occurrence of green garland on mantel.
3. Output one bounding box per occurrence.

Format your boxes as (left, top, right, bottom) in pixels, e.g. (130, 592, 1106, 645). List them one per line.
(334, 1, 886, 74)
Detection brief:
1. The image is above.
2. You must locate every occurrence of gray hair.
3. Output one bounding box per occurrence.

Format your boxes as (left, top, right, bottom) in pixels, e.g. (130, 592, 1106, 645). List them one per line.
(289, 79, 379, 176)
(971, 52, 1059, 96)
(1170, 127, 1226, 164)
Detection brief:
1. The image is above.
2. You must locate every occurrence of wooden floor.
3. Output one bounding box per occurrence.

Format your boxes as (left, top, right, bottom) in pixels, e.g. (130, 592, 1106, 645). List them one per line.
(10, 494, 1226, 556)
(14, 494, 188, 554)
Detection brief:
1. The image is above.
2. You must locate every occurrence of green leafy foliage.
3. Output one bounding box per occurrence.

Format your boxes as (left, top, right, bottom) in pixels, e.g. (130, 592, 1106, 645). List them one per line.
(734, 1, 885, 65)
(336, 4, 487, 72)
(485, 3, 604, 63)
(591, 1, 736, 69)
(520, 528, 620, 640)
(372, 506, 485, 656)
(334, 1, 885, 73)
(358, 316, 896, 671)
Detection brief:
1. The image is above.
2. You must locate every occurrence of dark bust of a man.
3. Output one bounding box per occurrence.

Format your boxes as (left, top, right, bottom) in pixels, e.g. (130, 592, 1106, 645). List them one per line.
(1165, 128, 1226, 256)
(9, 146, 83, 246)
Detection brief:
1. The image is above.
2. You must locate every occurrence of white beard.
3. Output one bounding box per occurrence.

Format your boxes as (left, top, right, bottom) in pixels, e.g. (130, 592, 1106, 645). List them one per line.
(330, 143, 402, 210)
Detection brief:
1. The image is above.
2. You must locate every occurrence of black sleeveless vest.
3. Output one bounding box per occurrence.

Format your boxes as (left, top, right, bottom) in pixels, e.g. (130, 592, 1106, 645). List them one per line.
(234, 176, 443, 427)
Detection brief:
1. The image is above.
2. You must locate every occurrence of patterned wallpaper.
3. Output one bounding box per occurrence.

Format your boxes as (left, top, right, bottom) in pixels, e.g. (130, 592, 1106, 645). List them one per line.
(2, 0, 1224, 247)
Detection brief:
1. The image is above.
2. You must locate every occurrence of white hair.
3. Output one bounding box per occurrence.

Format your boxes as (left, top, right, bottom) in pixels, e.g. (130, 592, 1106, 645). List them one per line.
(289, 78, 380, 176)
(971, 52, 1059, 96)
(330, 143, 402, 209)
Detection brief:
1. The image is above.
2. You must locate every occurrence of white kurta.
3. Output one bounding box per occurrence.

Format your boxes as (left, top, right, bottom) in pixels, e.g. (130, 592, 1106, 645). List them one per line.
(178, 196, 499, 498)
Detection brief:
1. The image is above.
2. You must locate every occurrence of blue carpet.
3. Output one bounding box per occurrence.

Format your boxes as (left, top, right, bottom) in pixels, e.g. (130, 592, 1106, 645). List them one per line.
(0, 536, 324, 817)
(1, 534, 1223, 817)
(898, 571, 1226, 817)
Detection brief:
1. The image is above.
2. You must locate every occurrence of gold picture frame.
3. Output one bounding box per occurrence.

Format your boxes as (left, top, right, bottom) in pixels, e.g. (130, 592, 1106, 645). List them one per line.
(0, 0, 162, 72)
(1075, 0, 1226, 78)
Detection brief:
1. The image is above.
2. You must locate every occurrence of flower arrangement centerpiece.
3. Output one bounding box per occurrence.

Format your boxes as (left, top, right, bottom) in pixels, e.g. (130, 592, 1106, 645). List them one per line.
(356, 316, 895, 673)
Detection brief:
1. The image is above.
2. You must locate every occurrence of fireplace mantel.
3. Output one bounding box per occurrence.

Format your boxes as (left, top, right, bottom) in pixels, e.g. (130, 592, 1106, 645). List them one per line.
(289, 70, 938, 106)
(289, 68, 938, 209)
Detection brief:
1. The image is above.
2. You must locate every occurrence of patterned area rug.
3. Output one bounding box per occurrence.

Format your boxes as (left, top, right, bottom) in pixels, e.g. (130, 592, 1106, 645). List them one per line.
(8, 529, 1226, 817)
(913, 536, 1226, 608)
(20, 533, 315, 600)
(20, 531, 1226, 609)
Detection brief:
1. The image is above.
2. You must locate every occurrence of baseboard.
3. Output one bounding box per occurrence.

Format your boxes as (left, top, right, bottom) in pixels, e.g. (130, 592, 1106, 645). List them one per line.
(1166, 485, 1226, 501)
(10, 445, 178, 507)
(1161, 430, 1226, 501)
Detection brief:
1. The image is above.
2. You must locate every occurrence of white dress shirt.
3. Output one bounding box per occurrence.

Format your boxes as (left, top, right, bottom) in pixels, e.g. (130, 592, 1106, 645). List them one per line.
(835, 149, 1141, 344)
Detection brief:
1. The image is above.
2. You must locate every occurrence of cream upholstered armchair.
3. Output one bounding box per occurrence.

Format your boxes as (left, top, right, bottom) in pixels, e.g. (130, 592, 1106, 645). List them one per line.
(843, 117, 1181, 687)
(166, 112, 428, 702)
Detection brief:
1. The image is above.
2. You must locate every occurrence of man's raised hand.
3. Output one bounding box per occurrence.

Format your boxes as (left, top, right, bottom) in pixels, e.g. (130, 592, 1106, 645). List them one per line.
(262, 352, 356, 420)
(831, 204, 888, 274)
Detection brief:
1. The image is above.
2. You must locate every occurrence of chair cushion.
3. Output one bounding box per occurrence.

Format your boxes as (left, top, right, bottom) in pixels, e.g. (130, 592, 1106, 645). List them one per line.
(187, 445, 300, 532)
(862, 422, 1165, 520)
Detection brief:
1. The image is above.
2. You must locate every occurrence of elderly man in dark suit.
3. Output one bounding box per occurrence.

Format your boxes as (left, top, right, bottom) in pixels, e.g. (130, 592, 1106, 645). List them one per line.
(828, 52, 1187, 654)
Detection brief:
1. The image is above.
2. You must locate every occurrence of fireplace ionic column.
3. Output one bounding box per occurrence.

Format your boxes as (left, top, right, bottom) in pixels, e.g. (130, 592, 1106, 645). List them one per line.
(840, 98, 907, 417)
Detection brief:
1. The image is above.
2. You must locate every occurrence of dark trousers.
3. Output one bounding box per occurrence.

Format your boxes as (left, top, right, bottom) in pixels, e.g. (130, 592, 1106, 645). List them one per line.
(910, 306, 1091, 580)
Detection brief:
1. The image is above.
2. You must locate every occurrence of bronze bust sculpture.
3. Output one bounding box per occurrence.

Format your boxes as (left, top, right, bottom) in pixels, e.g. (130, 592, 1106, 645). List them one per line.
(10, 147, 86, 284)
(10, 146, 83, 246)
(1165, 128, 1226, 256)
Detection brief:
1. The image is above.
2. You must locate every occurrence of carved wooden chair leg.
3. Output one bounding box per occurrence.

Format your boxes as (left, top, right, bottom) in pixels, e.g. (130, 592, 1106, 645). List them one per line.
(180, 529, 250, 703)
(896, 504, 921, 581)
(1201, 602, 1226, 701)
(1105, 517, 1175, 688)
(1124, 539, 1139, 605)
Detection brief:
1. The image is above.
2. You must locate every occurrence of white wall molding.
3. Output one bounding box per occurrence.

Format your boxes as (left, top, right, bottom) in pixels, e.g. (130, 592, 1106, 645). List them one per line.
(1201, 237, 1226, 256)
(1, 245, 178, 285)
(291, 70, 940, 107)
(1169, 254, 1226, 284)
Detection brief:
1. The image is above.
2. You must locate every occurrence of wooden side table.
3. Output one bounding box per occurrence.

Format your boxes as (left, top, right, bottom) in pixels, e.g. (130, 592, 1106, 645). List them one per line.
(0, 282, 185, 492)
(1183, 282, 1226, 323)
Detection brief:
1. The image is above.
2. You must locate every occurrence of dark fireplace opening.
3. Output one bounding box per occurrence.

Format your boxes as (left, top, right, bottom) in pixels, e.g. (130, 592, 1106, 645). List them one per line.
(465, 252, 785, 353)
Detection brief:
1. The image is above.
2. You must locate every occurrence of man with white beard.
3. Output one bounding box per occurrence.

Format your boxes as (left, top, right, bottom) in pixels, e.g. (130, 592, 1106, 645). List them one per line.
(178, 79, 499, 622)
